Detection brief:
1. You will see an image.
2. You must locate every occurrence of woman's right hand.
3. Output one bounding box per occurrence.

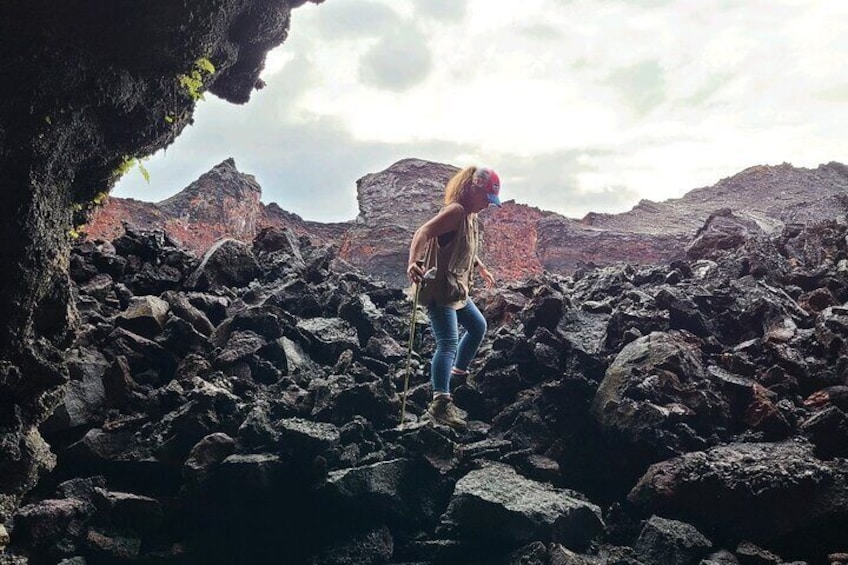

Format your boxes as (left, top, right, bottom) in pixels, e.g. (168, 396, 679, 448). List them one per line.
(407, 262, 424, 284)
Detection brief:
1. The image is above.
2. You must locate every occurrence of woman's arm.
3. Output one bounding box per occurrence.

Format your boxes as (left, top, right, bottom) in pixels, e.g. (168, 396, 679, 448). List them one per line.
(407, 203, 465, 282)
(474, 256, 496, 288)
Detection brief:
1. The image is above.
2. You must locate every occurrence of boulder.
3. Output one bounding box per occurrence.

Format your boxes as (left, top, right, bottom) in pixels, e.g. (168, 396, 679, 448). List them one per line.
(101, 328, 177, 386)
(186, 292, 230, 326)
(323, 458, 448, 527)
(161, 290, 216, 336)
(113, 228, 197, 296)
(686, 209, 768, 260)
(440, 463, 603, 549)
(801, 406, 848, 459)
(217, 453, 284, 492)
(815, 306, 848, 356)
(91, 488, 163, 534)
(85, 529, 142, 561)
(186, 238, 261, 290)
(115, 295, 170, 338)
(591, 331, 729, 460)
(700, 549, 741, 564)
(548, 544, 598, 565)
(253, 226, 307, 273)
(629, 440, 848, 546)
(65, 428, 135, 466)
(42, 349, 109, 433)
(521, 288, 566, 336)
(276, 417, 340, 457)
(634, 515, 712, 565)
(183, 433, 237, 484)
(338, 293, 382, 345)
(159, 315, 214, 358)
(506, 541, 548, 565)
(13, 498, 94, 557)
(272, 336, 320, 378)
(734, 541, 786, 565)
(55, 476, 107, 502)
(309, 375, 400, 428)
(296, 317, 360, 365)
(215, 330, 267, 365)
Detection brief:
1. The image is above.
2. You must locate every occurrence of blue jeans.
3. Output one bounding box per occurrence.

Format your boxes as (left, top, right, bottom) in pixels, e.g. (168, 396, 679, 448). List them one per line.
(427, 299, 487, 394)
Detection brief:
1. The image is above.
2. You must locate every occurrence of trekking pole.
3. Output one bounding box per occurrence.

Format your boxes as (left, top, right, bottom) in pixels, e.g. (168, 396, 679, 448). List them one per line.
(399, 281, 421, 426)
(400, 266, 435, 427)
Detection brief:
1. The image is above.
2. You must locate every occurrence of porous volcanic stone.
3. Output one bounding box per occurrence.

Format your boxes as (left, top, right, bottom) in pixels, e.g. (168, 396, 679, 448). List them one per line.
(441, 463, 603, 549)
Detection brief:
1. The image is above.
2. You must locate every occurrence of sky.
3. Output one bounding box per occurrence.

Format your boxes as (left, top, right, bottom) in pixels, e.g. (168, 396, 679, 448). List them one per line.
(113, 0, 848, 222)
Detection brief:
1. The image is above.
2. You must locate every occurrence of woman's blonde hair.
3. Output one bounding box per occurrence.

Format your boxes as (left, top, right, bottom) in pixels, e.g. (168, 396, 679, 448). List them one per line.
(444, 166, 478, 206)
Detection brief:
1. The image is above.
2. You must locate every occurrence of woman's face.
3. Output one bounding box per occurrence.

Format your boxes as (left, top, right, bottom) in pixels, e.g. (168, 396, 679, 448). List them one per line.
(467, 186, 490, 213)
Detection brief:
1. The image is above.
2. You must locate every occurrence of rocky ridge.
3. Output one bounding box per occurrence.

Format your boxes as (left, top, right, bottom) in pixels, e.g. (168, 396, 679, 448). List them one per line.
(87, 159, 350, 253)
(5, 206, 848, 563)
(86, 159, 848, 287)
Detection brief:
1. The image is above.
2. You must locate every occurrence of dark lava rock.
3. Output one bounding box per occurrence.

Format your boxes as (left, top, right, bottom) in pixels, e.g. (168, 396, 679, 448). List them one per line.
(322, 458, 449, 529)
(629, 440, 848, 552)
(686, 209, 769, 260)
(183, 433, 237, 484)
(592, 330, 729, 461)
(700, 549, 741, 565)
(186, 238, 261, 291)
(801, 405, 848, 459)
(42, 349, 109, 433)
(162, 290, 216, 336)
(115, 295, 170, 339)
(13, 498, 94, 559)
(276, 417, 340, 457)
(296, 317, 360, 365)
(307, 525, 393, 565)
(633, 515, 712, 565)
(91, 488, 163, 534)
(440, 463, 604, 550)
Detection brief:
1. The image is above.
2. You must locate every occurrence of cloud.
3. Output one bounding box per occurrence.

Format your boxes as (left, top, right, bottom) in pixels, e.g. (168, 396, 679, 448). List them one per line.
(113, 0, 848, 228)
(606, 59, 666, 118)
(818, 83, 848, 103)
(311, 0, 400, 38)
(518, 23, 563, 42)
(494, 150, 644, 218)
(359, 26, 433, 91)
(412, 0, 467, 22)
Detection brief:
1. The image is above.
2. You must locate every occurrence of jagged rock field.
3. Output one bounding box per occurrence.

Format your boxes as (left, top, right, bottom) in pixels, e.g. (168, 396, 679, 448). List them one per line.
(4, 207, 848, 564)
(3, 3, 848, 564)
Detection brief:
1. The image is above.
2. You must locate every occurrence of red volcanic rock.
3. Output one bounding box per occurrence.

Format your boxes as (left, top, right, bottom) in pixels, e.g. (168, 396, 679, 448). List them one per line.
(155, 158, 265, 251)
(353, 158, 455, 230)
(535, 215, 688, 274)
(478, 203, 549, 282)
(86, 159, 262, 254)
(85, 159, 350, 256)
(335, 159, 455, 284)
(85, 198, 171, 242)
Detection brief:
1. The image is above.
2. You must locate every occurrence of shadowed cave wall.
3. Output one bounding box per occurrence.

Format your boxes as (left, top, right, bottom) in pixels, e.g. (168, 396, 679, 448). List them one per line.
(0, 0, 322, 524)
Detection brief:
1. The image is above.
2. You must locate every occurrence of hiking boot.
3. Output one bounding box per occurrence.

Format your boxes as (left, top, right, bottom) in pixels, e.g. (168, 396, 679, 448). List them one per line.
(427, 396, 467, 430)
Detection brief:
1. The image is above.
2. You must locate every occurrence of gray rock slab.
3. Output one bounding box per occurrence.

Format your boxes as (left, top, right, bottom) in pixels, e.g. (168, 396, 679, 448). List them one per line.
(441, 463, 603, 549)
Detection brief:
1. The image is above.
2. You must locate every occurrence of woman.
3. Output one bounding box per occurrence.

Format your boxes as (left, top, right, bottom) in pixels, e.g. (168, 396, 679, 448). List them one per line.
(407, 166, 501, 429)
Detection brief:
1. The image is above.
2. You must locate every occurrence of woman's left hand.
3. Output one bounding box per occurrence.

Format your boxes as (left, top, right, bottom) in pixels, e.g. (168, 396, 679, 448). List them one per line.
(479, 267, 496, 288)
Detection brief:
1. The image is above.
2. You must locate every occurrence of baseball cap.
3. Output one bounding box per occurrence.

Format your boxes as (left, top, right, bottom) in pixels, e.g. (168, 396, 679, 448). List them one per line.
(475, 167, 501, 207)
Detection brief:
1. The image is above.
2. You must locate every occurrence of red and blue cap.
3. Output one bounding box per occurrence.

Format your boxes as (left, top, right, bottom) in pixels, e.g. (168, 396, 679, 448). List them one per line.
(475, 167, 501, 207)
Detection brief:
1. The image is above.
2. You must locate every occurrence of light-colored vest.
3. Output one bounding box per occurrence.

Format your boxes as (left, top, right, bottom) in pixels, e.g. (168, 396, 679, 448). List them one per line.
(420, 208, 479, 309)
